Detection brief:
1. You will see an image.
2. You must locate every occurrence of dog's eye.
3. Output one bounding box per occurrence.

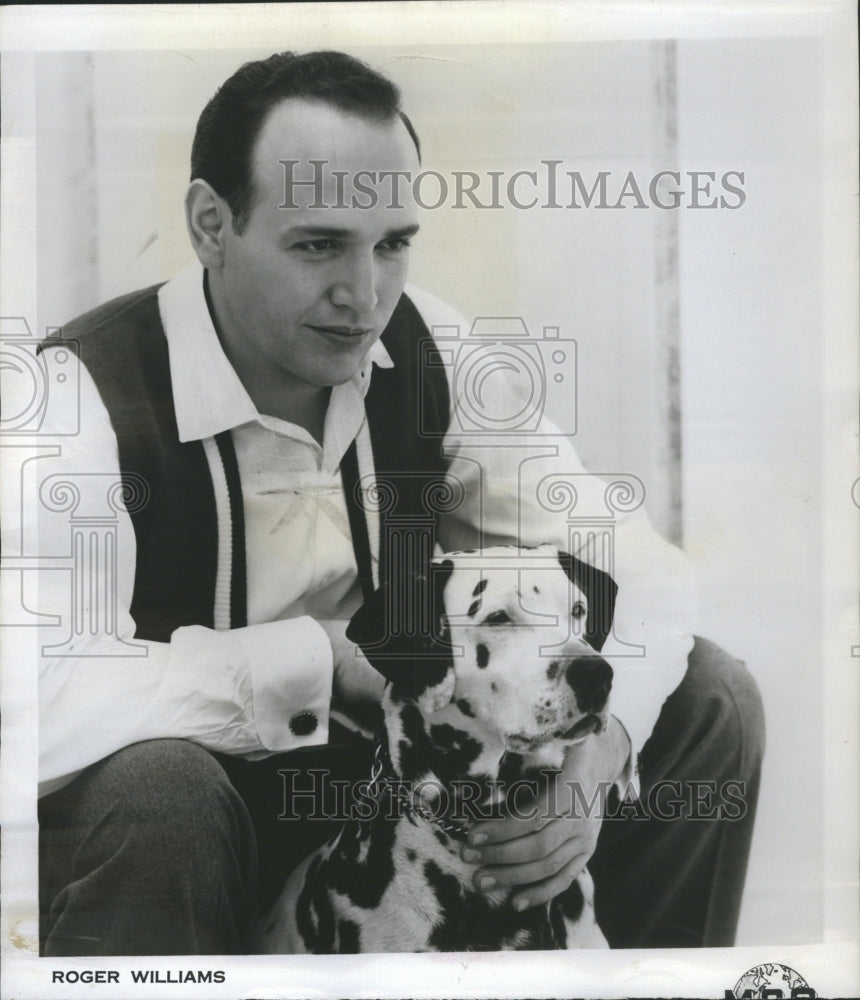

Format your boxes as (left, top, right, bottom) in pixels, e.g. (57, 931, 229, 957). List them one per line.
(483, 610, 512, 626)
(571, 601, 587, 620)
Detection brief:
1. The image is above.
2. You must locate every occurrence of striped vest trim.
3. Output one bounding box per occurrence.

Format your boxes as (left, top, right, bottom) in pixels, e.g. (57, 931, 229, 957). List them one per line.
(201, 432, 248, 630)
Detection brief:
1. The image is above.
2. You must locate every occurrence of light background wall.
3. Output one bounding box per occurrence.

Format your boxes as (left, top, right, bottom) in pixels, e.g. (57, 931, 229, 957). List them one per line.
(33, 39, 823, 944)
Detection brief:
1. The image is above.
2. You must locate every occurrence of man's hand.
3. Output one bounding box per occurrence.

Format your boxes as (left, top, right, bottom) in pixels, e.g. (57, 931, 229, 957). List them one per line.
(460, 717, 631, 910)
(318, 618, 386, 715)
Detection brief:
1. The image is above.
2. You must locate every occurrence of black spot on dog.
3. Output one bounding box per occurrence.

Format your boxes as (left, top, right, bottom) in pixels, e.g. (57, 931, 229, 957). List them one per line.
(406, 849, 417, 863)
(423, 860, 566, 951)
(321, 807, 396, 915)
(476, 643, 489, 669)
(423, 861, 464, 950)
(296, 856, 321, 948)
(296, 855, 338, 953)
(337, 918, 360, 953)
(396, 703, 482, 786)
(491, 682, 498, 693)
(559, 879, 585, 924)
(430, 723, 469, 749)
(533, 585, 540, 594)
(483, 610, 511, 626)
(467, 599, 481, 618)
(472, 579, 488, 597)
(546, 661, 560, 681)
(456, 698, 475, 718)
(549, 896, 567, 944)
(497, 752, 524, 786)
(334, 824, 362, 860)
(387, 686, 407, 706)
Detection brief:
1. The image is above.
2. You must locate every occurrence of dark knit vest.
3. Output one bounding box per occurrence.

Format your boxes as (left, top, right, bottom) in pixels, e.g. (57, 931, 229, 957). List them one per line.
(52, 284, 451, 642)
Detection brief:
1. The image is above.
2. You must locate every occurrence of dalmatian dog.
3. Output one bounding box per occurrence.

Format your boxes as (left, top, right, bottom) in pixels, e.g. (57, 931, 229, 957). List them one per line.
(257, 545, 617, 953)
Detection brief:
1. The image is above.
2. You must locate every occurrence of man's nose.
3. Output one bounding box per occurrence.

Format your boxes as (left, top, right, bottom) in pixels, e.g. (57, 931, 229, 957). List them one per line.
(564, 655, 613, 714)
(329, 252, 379, 314)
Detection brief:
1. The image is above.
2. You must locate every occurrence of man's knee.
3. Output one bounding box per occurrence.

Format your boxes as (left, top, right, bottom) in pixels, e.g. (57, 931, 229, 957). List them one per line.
(40, 740, 258, 955)
(105, 739, 245, 823)
(42, 739, 255, 878)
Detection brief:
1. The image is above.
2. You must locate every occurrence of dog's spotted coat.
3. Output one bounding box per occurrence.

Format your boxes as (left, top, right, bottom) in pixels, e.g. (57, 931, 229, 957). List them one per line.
(257, 546, 616, 953)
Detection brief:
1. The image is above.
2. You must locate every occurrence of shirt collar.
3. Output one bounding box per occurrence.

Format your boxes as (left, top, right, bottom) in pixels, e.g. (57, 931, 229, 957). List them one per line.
(157, 259, 394, 444)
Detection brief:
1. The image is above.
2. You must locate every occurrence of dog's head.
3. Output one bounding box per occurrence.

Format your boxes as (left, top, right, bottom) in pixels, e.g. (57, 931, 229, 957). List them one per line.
(347, 545, 616, 757)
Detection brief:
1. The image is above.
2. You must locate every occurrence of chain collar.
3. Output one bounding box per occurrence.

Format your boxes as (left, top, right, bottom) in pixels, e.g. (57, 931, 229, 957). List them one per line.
(365, 741, 472, 839)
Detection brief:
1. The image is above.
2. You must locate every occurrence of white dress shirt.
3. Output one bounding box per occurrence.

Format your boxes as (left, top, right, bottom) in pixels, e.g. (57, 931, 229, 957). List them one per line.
(37, 261, 695, 796)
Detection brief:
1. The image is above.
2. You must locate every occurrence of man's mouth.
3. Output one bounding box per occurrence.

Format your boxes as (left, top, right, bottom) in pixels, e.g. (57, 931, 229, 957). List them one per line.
(307, 324, 373, 339)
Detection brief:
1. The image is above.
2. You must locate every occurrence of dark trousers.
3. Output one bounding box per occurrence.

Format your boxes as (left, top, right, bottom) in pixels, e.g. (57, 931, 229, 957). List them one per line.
(39, 637, 764, 955)
(589, 637, 764, 947)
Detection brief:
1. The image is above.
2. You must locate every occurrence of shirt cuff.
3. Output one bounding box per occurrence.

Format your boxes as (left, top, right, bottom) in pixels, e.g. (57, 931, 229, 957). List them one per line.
(232, 617, 333, 751)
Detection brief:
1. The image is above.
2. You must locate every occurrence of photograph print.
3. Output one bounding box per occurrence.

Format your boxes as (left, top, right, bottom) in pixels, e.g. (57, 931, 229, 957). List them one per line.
(1, 4, 857, 999)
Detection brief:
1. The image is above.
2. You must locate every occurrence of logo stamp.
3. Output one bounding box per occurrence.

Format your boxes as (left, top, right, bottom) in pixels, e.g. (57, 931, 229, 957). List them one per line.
(727, 963, 815, 999)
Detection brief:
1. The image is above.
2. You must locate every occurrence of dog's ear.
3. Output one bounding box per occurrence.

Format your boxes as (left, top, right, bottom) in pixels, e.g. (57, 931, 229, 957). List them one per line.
(347, 558, 455, 711)
(557, 552, 618, 652)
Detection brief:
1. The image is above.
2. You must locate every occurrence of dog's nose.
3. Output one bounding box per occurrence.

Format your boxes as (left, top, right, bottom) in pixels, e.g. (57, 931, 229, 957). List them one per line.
(564, 656, 613, 714)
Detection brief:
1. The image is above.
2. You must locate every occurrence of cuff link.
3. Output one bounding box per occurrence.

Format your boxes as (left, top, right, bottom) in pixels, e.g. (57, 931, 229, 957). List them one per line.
(289, 711, 318, 737)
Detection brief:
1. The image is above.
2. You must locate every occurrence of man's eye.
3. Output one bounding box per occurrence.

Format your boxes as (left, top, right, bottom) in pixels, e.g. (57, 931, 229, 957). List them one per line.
(377, 237, 411, 253)
(295, 239, 338, 253)
(571, 601, 587, 620)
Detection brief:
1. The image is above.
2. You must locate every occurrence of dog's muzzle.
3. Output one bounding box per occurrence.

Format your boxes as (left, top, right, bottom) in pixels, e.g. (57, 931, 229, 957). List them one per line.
(562, 654, 614, 738)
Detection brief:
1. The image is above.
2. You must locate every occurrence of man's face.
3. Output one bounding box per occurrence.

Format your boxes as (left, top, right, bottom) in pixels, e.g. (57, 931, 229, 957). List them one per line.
(211, 98, 421, 391)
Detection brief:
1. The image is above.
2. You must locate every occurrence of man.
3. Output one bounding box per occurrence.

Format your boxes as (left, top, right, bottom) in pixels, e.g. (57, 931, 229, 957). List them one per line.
(37, 50, 763, 955)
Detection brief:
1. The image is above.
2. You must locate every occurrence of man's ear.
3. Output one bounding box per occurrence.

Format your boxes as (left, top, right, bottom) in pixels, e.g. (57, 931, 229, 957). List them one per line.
(347, 559, 455, 711)
(557, 551, 618, 652)
(185, 179, 230, 269)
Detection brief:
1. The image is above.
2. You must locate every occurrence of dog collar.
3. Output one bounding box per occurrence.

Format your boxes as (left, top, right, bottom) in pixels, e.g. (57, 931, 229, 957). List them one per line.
(366, 741, 472, 840)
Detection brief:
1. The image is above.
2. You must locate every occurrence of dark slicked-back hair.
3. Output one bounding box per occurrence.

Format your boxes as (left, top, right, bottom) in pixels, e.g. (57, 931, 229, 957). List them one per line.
(190, 50, 420, 233)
